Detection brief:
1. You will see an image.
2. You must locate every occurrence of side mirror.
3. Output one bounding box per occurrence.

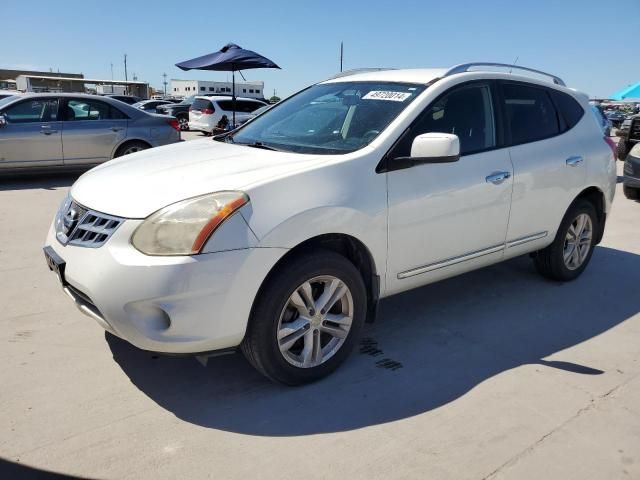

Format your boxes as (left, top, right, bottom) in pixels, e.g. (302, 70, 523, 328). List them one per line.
(0, 115, 6, 127)
(410, 132, 460, 162)
(386, 133, 460, 172)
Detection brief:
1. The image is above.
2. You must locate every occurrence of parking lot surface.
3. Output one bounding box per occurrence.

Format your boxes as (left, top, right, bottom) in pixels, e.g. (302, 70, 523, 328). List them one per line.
(0, 158, 639, 479)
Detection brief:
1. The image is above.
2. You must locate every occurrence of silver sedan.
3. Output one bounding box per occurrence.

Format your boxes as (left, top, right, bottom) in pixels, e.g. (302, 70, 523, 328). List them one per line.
(0, 93, 181, 173)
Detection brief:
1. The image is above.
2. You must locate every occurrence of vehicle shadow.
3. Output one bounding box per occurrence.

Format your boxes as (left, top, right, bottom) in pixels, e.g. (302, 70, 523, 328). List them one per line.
(106, 246, 640, 436)
(0, 172, 81, 192)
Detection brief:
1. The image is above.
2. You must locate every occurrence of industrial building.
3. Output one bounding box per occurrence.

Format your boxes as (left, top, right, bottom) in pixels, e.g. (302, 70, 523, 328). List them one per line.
(170, 79, 265, 99)
(1, 68, 149, 97)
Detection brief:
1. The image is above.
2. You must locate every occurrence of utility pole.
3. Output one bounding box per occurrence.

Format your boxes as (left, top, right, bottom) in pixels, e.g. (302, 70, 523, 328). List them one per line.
(110, 63, 114, 80)
(340, 41, 344, 72)
(162, 73, 168, 97)
(123, 54, 128, 94)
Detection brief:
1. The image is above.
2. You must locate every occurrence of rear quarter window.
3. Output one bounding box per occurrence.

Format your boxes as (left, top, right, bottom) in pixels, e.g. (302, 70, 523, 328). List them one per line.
(550, 90, 584, 131)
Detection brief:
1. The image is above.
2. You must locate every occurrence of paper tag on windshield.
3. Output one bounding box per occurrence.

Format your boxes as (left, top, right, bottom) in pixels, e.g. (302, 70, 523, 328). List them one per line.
(362, 91, 412, 102)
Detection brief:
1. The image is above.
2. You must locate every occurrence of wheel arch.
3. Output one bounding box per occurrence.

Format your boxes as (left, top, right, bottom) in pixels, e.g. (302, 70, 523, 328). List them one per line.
(572, 186, 606, 244)
(253, 233, 381, 323)
(111, 138, 153, 158)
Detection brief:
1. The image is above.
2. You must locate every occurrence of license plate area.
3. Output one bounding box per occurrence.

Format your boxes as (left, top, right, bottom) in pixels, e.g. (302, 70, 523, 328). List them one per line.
(44, 246, 66, 285)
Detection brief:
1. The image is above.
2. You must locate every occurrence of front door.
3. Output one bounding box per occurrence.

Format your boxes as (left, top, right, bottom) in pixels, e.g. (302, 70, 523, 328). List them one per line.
(0, 97, 63, 169)
(61, 98, 128, 165)
(385, 82, 513, 295)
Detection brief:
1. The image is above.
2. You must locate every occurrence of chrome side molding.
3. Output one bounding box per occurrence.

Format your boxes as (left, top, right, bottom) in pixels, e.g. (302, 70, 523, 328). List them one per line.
(505, 231, 548, 248)
(398, 231, 548, 279)
(398, 243, 504, 279)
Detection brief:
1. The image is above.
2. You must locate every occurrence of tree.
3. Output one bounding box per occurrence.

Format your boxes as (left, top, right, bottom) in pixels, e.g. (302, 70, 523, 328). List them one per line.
(269, 95, 281, 104)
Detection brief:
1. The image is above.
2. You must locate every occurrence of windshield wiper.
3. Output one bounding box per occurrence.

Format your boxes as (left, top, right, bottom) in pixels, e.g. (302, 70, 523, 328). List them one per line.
(236, 141, 280, 151)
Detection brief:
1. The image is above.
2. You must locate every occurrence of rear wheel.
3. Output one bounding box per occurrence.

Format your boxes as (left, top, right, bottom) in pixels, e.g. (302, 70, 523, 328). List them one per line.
(177, 114, 189, 131)
(624, 185, 640, 200)
(241, 250, 367, 385)
(533, 200, 598, 281)
(115, 141, 149, 157)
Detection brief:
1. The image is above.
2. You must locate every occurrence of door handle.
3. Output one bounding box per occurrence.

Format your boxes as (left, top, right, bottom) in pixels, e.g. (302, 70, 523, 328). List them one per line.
(40, 126, 57, 135)
(111, 127, 123, 132)
(566, 156, 584, 167)
(485, 171, 511, 185)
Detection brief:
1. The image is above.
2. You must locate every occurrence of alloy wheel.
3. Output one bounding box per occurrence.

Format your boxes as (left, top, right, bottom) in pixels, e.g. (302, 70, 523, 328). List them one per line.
(277, 275, 354, 368)
(563, 213, 593, 270)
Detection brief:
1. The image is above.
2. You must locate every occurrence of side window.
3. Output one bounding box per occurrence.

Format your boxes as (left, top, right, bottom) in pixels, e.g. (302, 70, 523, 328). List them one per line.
(550, 90, 584, 131)
(391, 84, 495, 157)
(502, 83, 560, 145)
(3, 98, 59, 123)
(65, 99, 126, 121)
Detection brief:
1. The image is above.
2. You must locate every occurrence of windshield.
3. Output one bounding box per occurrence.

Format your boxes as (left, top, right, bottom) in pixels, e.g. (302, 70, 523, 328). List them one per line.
(227, 81, 425, 154)
(0, 96, 18, 109)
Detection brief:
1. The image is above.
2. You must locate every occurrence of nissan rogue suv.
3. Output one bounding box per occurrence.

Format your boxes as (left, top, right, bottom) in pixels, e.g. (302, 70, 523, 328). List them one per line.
(44, 63, 617, 385)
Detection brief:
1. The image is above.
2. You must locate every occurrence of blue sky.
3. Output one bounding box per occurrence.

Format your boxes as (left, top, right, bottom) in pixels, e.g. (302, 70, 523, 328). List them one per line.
(3, 0, 639, 98)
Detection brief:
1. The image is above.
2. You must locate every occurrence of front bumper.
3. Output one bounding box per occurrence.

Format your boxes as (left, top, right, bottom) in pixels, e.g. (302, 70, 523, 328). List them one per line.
(45, 219, 286, 354)
(624, 155, 640, 188)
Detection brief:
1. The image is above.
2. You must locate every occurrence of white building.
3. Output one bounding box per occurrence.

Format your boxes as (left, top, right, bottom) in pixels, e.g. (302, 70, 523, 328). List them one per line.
(170, 79, 265, 99)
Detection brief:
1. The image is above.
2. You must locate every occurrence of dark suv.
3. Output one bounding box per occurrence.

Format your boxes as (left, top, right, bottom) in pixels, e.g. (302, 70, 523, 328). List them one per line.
(617, 114, 640, 160)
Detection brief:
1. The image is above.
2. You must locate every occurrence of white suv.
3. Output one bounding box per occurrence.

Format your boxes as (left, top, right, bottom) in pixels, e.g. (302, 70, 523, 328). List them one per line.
(188, 96, 266, 133)
(44, 63, 617, 385)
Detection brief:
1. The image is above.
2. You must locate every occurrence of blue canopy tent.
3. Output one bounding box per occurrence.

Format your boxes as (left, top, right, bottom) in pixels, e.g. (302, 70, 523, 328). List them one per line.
(176, 43, 280, 128)
(610, 82, 640, 101)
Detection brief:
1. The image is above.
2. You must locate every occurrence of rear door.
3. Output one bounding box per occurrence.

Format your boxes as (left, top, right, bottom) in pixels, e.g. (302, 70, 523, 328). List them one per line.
(500, 81, 587, 257)
(61, 98, 128, 165)
(0, 97, 63, 169)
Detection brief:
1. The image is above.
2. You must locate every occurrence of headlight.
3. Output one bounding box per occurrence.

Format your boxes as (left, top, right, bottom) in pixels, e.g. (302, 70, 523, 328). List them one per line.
(131, 191, 249, 256)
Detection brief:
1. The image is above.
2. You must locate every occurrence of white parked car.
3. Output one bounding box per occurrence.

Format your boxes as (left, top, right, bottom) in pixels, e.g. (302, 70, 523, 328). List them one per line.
(44, 63, 616, 385)
(188, 96, 266, 133)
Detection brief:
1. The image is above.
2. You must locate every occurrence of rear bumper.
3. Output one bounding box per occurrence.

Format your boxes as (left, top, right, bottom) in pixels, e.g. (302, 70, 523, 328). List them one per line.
(188, 120, 213, 132)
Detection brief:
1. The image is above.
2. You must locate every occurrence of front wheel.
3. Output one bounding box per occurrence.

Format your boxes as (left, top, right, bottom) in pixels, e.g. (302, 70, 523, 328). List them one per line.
(532, 200, 598, 281)
(241, 250, 367, 385)
(617, 140, 630, 161)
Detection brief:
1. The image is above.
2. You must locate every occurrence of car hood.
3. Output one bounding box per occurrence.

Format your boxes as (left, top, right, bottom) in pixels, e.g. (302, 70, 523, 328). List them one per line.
(71, 139, 327, 218)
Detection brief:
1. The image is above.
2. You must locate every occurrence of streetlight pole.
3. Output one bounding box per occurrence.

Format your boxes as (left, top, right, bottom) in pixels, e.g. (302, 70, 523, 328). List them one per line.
(162, 73, 168, 98)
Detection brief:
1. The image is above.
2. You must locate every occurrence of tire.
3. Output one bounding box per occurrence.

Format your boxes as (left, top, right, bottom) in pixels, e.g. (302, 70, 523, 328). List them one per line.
(617, 140, 629, 161)
(115, 141, 149, 158)
(624, 185, 640, 200)
(241, 250, 367, 385)
(532, 199, 598, 282)
(177, 114, 189, 131)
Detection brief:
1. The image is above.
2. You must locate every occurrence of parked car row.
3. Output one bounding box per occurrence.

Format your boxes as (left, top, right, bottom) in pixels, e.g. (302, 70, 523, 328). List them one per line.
(0, 93, 180, 173)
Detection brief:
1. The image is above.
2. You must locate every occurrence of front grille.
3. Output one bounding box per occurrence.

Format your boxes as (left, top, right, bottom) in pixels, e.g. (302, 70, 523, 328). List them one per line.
(56, 200, 123, 248)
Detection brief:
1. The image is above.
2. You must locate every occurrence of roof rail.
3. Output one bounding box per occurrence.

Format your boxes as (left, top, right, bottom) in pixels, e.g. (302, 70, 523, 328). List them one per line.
(444, 62, 566, 87)
(325, 68, 396, 81)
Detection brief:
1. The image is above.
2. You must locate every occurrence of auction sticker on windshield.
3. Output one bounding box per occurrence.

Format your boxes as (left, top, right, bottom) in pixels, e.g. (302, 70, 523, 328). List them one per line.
(362, 91, 412, 102)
